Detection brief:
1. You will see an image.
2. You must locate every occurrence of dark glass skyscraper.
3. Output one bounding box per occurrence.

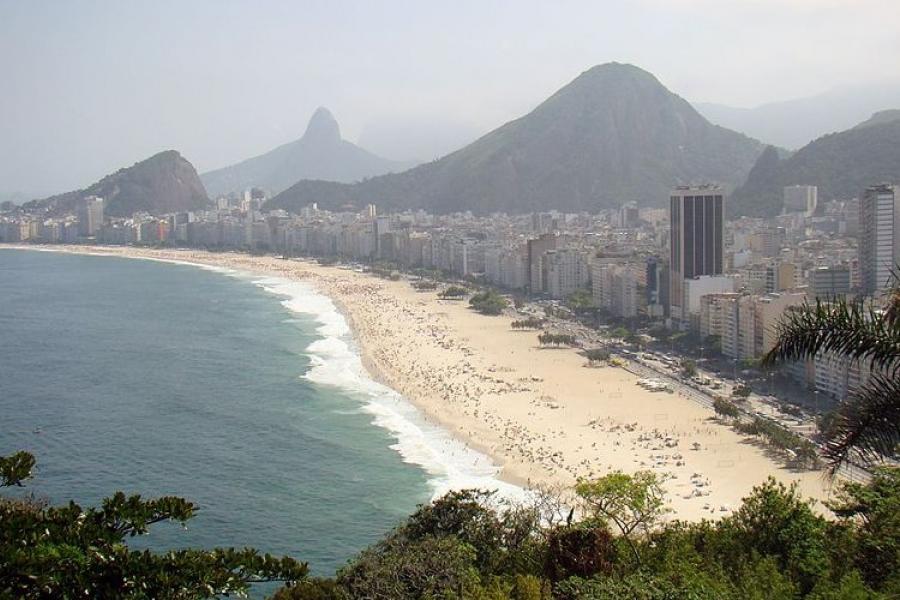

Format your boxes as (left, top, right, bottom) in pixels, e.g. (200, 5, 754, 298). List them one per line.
(669, 185, 725, 320)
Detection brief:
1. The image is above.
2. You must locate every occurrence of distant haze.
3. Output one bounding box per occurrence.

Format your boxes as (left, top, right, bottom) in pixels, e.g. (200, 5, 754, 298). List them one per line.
(695, 82, 900, 150)
(1, 0, 899, 197)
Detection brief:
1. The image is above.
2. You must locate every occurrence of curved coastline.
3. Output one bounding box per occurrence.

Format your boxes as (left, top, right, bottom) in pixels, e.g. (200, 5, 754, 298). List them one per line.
(0, 244, 525, 502)
(248, 274, 527, 501)
(1, 244, 836, 520)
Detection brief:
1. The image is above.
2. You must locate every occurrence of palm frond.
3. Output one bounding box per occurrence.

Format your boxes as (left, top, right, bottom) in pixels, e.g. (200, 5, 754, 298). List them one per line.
(881, 268, 900, 325)
(762, 297, 900, 373)
(823, 372, 900, 471)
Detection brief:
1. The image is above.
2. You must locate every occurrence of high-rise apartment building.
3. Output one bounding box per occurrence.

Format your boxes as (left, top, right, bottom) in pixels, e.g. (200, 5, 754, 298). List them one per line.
(783, 185, 818, 216)
(809, 265, 851, 300)
(78, 196, 104, 237)
(765, 262, 796, 293)
(669, 185, 725, 321)
(592, 261, 643, 319)
(527, 233, 558, 294)
(859, 184, 900, 295)
(543, 248, 590, 299)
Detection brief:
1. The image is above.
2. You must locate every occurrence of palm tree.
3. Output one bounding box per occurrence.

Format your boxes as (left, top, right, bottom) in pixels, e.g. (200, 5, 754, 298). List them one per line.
(763, 285, 900, 472)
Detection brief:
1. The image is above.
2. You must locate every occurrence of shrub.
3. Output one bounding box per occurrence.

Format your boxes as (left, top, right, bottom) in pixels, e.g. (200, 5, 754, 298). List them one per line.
(469, 290, 509, 315)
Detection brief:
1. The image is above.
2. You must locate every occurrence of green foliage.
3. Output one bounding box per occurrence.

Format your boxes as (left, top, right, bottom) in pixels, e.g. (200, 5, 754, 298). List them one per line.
(828, 468, 900, 588)
(731, 556, 800, 600)
(273, 470, 900, 600)
(335, 490, 548, 599)
(583, 348, 611, 365)
(565, 289, 595, 312)
(610, 326, 630, 340)
(741, 357, 761, 370)
(544, 524, 616, 583)
(807, 571, 885, 600)
(713, 398, 741, 420)
(411, 280, 438, 291)
(337, 535, 482, 599)
(470, 290, 510, 315)
(703, 334, 722, 354)
(439, 284, 470, 299)
(554, 570, 728, 600)
(11, 448, 895, 600)
(575, 471, 667, 565)
(723, 478, 828, 593)
(0, 452, 307, 598)
(732, 383, 753, 398)
(680, 358, 698, 378)
(732, 121, 900, 218)
(28, 149, 208, 217)
(511, 317, 546, 330)
(538, 332, 577, 347)
(508, 574, 548, 600)
(623, 330, 643, 347)
(404, 490, 505, 572)
(764, 292, 900, 469)
(0, 451, 35, 487)
(733, 417, 821, 468)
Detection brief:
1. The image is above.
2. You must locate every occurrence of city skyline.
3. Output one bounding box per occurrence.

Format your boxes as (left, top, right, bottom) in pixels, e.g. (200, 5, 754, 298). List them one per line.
(4, 3, 900, 596)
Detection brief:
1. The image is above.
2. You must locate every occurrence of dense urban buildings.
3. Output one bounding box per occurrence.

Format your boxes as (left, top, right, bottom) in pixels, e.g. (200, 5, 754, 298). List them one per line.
(2, 177, 896, 403)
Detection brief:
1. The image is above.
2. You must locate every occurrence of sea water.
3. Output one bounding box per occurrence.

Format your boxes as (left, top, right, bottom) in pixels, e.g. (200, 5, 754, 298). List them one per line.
(0, 248, 519, 583)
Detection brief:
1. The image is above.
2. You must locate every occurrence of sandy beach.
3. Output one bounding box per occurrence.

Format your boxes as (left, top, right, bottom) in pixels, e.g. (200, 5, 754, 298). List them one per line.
(3, 245, 837, 520)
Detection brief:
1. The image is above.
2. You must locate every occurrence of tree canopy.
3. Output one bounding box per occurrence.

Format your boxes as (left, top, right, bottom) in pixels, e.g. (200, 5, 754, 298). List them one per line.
(470, 290, 510, 315)
(0, 451, 307, 599)
(764, 289, 900, 471)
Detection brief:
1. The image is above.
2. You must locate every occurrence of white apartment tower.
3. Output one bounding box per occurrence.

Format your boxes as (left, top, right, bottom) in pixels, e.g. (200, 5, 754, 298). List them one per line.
(783, 185, 817, 216)
(78, 196, 104, 237)
(859, 184, 900, 295)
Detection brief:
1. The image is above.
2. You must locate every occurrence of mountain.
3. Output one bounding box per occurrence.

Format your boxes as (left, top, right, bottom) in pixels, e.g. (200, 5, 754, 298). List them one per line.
(200, 108, 413, 197)
(0, 190, 51, 207)
(854, 109, 900, 130)
(694, 82, 900, 149)
(267, 63, 765, 216)
(730, 112, 900, 217)
(26, 150, 209, 217)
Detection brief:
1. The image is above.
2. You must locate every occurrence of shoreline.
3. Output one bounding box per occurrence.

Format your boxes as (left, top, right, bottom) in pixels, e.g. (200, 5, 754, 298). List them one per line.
(2, 244, 527, 498)
(2, 244, 837, 519)
(329, 295, 531, 492)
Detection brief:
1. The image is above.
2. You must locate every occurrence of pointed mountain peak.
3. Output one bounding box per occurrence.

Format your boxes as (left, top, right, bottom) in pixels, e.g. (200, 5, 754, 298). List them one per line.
(538, 62, 674, 112)
(303, 107, 341, 144)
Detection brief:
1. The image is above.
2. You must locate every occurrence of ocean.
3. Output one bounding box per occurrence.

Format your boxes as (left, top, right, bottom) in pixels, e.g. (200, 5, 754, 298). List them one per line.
(0, 248, 516, 585)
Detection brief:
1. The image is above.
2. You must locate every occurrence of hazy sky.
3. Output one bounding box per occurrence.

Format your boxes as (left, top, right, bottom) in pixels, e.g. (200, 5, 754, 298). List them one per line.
(2, 0, 899, 196)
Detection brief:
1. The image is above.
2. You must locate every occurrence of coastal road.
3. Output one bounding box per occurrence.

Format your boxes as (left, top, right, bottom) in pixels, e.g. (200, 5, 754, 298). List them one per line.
(619, 357, 715, 410)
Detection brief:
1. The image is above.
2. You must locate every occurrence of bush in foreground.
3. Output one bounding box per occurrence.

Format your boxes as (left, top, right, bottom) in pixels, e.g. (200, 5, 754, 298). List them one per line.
(273, 470, 899, 599)
(4, 449, 898, 599)
(0, 452, 307, 598)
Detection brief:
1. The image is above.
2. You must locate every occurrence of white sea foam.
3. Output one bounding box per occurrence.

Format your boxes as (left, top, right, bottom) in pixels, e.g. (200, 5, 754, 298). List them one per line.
(4, 245, 530, 503)
(251, 275, 529, 502)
